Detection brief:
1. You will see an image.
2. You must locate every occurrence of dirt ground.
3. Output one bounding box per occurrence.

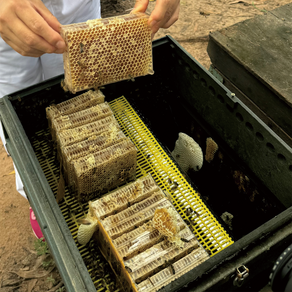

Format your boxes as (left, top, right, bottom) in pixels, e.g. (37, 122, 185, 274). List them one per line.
(0, 0, 291, 291)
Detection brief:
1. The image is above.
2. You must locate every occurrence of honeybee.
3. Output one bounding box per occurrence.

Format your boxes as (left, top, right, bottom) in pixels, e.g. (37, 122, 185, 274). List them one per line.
(80, 42, 84, 53)
(77, 61, 87, 69)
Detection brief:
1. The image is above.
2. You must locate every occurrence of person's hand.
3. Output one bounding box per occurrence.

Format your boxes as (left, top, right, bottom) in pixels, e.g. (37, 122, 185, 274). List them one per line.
(132, 0, 180, 37)
(0, 0, 66, 57)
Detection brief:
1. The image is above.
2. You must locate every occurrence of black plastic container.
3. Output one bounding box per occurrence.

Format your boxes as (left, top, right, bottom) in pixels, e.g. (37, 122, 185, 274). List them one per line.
(1, 36, 292, 292)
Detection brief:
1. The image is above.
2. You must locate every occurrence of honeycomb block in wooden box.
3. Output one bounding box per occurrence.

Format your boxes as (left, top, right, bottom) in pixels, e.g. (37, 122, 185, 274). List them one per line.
(73, 137, 137, 200)
(51, 102, 113, 140)
(62, 130, 127, 185)
(57, 115, 120, 153)
(84, 176, 210, 292)
(46, 89, 104, 130)
(60, 13, 153, 93)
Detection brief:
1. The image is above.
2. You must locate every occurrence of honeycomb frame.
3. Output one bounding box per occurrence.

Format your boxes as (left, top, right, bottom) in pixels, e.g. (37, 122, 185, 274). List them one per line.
(89, 176, 209, 292)
(62, 130, 127, 185)
(73, 138, 137, 200)
(46, 90, 104, 129)
(61, 13, 153, 93)
(51, 102, 113, 140)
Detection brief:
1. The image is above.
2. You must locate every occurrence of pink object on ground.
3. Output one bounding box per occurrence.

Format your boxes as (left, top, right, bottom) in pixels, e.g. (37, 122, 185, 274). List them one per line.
(29, 207, 45, 241)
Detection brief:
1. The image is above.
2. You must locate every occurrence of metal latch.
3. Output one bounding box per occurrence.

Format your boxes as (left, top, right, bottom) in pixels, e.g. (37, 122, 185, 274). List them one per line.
(233, 265, 249, 287)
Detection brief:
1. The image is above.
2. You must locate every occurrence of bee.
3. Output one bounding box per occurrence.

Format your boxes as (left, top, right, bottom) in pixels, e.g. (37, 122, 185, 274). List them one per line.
(206, 249, 212, 256)
(167, 178, 172, 184)
(165, 260, 176, 275)
(68, 209, 75, 218)
(180, 237, 190, 243)
(169, 264, 175, 275)
(125, 266, 132, 273)
(77, 61, 87, 69)
(78, 72, 85, 81)
(148, 277, 154, 286)
(80, 42, 84, 53)
(128, 75, 135, 82)
(186, 207, 200, 217)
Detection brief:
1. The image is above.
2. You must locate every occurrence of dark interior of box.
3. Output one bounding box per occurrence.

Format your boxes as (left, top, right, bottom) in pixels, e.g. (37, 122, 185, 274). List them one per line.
(8, 39, 287, 290)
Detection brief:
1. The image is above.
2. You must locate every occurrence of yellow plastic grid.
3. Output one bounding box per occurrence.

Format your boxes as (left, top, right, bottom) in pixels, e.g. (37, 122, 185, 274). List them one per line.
(109, 96, 233, 256)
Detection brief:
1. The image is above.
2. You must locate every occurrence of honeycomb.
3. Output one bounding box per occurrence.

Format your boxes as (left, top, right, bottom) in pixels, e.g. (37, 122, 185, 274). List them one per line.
(91, 174, 159, 220)
(60, 13, 153, 93)
(136, 246, 209, 292)
(76, 177, 209, 291)
(62, 129, 126, 185)
(46, 90, 104, 129)
(101, 191, 167, 239)
(57, 116, 119, 149)
(46, 90, 103, 128)
(205, 137, 219, 163)
(73, 138, 137, 199)
(51, 102, 113, 140)
(172, 132, 204, 172)
(152, 207, 180, 243)
(46, 92, 137, 201)
(125, 228, 198, 283)
(77, 202, 99, 245)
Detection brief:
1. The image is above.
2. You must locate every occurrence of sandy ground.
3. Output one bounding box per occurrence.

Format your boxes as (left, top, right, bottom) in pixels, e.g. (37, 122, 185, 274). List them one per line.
(0, 0, 291, 291)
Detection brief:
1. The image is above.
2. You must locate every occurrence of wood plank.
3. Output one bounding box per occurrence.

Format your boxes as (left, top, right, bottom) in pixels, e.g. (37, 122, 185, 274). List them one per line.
(207, 3, 292, 137)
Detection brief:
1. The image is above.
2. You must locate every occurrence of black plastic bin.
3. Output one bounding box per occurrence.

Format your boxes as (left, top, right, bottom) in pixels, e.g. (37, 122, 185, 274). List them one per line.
(1, 36, 292, 292)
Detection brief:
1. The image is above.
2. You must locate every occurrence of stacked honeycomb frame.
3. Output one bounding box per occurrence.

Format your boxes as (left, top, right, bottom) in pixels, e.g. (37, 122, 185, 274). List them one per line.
(61, 13, 153, 93)
(62, 130, 127, 185)
(86, 175, 209, 292)
(46, 90, 104, 129)
(46, 91, 137, 201)
(51, 102, 113, 140)
(73, 138, 137, 198)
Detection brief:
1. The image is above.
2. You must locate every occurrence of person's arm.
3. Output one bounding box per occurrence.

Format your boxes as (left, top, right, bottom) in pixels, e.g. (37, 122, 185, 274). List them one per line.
(132, 0, 180, 36)
(0, 0, 66, 57)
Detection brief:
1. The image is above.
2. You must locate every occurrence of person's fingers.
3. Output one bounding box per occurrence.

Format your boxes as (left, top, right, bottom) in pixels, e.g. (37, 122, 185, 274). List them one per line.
(0, 0, 66, 55)
(149, 0, 180, 31)
(4, 16, 64, 55)
(31, 0, 62, 33)
(131, 0, 180, 36)
(151, 2, 179, 34)
(1, 32, 45, 57)
(15, 2, 65, 51)
(131, 0, 149, 14)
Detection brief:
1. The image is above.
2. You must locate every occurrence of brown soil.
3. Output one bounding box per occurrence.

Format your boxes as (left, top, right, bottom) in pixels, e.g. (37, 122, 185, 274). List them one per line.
(0, 0, 291, 291)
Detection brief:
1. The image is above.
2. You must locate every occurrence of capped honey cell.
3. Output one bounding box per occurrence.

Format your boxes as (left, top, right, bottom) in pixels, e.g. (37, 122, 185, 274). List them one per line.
(61, 13, 153, 93)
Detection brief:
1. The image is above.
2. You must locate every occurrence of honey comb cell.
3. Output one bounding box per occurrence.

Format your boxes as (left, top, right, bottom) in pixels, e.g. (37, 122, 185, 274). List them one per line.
(61, 13, 153, 93)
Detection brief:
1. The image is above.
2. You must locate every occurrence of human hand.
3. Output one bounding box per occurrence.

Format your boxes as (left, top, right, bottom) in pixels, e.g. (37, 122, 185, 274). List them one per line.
(132, 0, 180, 37)
(0, 0, 66, 57)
